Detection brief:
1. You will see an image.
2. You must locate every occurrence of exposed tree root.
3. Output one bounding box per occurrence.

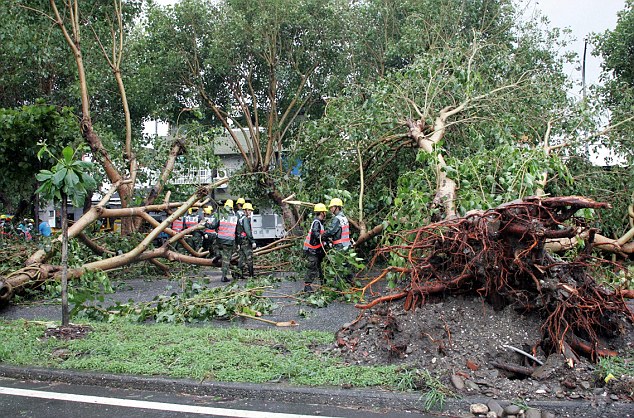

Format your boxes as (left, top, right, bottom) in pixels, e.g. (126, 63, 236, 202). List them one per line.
(365, 196, 634, 361)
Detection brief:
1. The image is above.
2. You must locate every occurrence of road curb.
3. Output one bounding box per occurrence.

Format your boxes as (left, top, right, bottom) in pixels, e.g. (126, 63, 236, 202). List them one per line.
(0, 364, 632, 416)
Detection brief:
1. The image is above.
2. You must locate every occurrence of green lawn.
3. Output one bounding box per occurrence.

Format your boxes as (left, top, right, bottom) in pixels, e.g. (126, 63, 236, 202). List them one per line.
(0, 319, 410, 389)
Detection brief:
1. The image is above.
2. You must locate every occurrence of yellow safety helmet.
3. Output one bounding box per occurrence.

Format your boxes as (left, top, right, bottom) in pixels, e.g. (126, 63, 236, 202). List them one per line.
(203, 206, 212, 215)
(314, 203, 328, 212)
(236, 198, 246, 205)
(242, 202, 253, 211)
(224, 199, 234, 209)
(328, 198, 343, 208)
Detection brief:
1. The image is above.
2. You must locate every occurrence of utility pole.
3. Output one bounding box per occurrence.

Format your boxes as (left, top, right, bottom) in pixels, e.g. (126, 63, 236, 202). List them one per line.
(582, 37, 588, 101)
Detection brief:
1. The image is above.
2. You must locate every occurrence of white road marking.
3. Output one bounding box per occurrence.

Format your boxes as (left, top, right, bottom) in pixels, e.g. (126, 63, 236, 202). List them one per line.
(0, 386, 341, 418)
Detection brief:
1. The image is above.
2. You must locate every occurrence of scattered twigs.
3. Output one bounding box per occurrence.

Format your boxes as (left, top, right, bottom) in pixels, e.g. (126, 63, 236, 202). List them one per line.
(236, 313, 298, 327)
(503, 344, 543, 366)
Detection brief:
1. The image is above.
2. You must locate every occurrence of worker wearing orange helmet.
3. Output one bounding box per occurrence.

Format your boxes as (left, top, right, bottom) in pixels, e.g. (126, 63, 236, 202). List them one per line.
(302, 203, 328, 293)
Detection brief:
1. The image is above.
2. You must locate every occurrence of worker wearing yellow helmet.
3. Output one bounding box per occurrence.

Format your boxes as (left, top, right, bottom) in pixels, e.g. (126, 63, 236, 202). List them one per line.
(302, 203, 328, 293)
(217, 199, 238, 282)
(324, 197, 354, 283)
(235, 202, 256, 280)
(202, 206, 220, 261)
(323, 198, 350, 250)
(235, 198, 246, 217)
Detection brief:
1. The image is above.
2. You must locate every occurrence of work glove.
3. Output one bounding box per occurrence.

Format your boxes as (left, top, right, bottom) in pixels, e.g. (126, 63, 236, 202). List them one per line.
(251, 242, 257, 249)
(204, 234, 209, 239)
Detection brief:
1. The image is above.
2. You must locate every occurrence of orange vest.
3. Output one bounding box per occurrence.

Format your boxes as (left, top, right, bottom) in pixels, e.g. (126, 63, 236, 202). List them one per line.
(217, 215, 238, 242)
(172, 218, 184, 232)
(303, 219, 324, 250)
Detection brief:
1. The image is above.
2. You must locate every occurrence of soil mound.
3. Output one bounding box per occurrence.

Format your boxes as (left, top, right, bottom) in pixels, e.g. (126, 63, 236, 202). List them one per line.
(333, 295, 634, 404)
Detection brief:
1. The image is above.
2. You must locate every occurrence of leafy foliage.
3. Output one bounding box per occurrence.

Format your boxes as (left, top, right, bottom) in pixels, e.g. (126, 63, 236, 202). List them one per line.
(36, 145, 96, 208)
(0, 102, 80, 210)
(73, 278, 277, 324)
(593, 0, 634, 164)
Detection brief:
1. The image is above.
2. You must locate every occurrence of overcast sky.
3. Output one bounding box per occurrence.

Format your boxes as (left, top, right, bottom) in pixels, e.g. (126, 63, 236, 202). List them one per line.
(526, 0, 626, 99)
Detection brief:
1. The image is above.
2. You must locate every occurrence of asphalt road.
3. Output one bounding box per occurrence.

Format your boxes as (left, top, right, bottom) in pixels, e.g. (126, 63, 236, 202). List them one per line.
(0, 377, 429, 418)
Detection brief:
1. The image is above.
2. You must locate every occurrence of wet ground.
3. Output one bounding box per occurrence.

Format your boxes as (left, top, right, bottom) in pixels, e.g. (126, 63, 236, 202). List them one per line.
(0, 267, 361, 333)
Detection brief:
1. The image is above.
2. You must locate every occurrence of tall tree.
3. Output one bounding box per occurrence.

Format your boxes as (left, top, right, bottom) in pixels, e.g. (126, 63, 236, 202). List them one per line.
(140, 0, 352, 229)
(296, 0, 575, 245)
(593, 0, 634, 163)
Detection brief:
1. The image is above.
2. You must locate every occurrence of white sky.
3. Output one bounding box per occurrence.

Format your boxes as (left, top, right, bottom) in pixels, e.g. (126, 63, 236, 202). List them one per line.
(526, 0, 625, 99)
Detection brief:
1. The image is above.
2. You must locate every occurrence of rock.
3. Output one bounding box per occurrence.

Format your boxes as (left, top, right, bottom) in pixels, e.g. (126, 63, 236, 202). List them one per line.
(486, 412, 497, 418)
(451, 374, 465, 390)
(504, 404, 522, 415)
(531, 354, 564, 380)
(465, 379, 480, 391)
(470, 403, 488, 415)
(561, 378, 576, 389)
(610, 394, 619, 401)
(525, 408, 541, 418)
(579, 380, 591, 390)
(486, 399, 504, 417)
(541, 412, 556, 418)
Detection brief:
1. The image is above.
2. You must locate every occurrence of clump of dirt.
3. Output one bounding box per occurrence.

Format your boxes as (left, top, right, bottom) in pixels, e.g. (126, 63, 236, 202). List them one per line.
(332, 295, 634, 404)
(43, 324, 93, 341)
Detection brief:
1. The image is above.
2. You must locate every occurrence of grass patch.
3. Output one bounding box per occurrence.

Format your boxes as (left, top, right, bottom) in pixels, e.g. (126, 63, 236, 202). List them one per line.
(0, 319, 418, 390)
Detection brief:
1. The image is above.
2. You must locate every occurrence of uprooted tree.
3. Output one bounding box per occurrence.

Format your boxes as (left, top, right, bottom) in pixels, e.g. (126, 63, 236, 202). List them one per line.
(356, 196, 634, 360)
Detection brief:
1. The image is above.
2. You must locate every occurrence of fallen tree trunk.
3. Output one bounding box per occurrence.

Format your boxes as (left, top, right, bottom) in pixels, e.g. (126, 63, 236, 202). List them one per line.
(0, 180, 227, 304)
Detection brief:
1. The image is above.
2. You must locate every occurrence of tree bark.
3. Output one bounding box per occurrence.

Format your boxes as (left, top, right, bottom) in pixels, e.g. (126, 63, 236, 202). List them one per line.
(61, 192, 69, 326)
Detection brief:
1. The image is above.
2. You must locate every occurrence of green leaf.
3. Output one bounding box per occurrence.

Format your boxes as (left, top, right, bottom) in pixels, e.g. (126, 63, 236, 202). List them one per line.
(64, 170, 80, 189)
(35, 170, 53, 181)
(81, 172, 97, 190)
(52, 167, 68, 187)
(62, 146, 74, 164)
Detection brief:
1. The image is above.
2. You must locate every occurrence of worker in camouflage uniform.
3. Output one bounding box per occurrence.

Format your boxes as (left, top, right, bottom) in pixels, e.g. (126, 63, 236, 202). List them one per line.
(302, 203, 327, 293)
(235, 197, 245, 218)
(235, 202, 256, 280)
(202, 206, 219, 261)
(217, 200, 238, 282)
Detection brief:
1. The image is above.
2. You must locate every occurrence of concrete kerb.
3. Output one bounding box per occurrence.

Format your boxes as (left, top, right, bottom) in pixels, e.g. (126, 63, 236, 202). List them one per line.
(0, 365, 632, 416)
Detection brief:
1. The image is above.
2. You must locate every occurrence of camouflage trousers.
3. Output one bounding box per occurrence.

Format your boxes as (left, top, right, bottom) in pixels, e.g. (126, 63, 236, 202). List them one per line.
(304, 251, 324, 284)
(202, 234, 218, 258)
(237, 240, 254, 279)
(219, 242, 235, 280)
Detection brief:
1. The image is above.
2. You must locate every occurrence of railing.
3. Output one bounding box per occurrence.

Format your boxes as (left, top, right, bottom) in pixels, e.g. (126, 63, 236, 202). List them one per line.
(171, 168, 228, 187)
